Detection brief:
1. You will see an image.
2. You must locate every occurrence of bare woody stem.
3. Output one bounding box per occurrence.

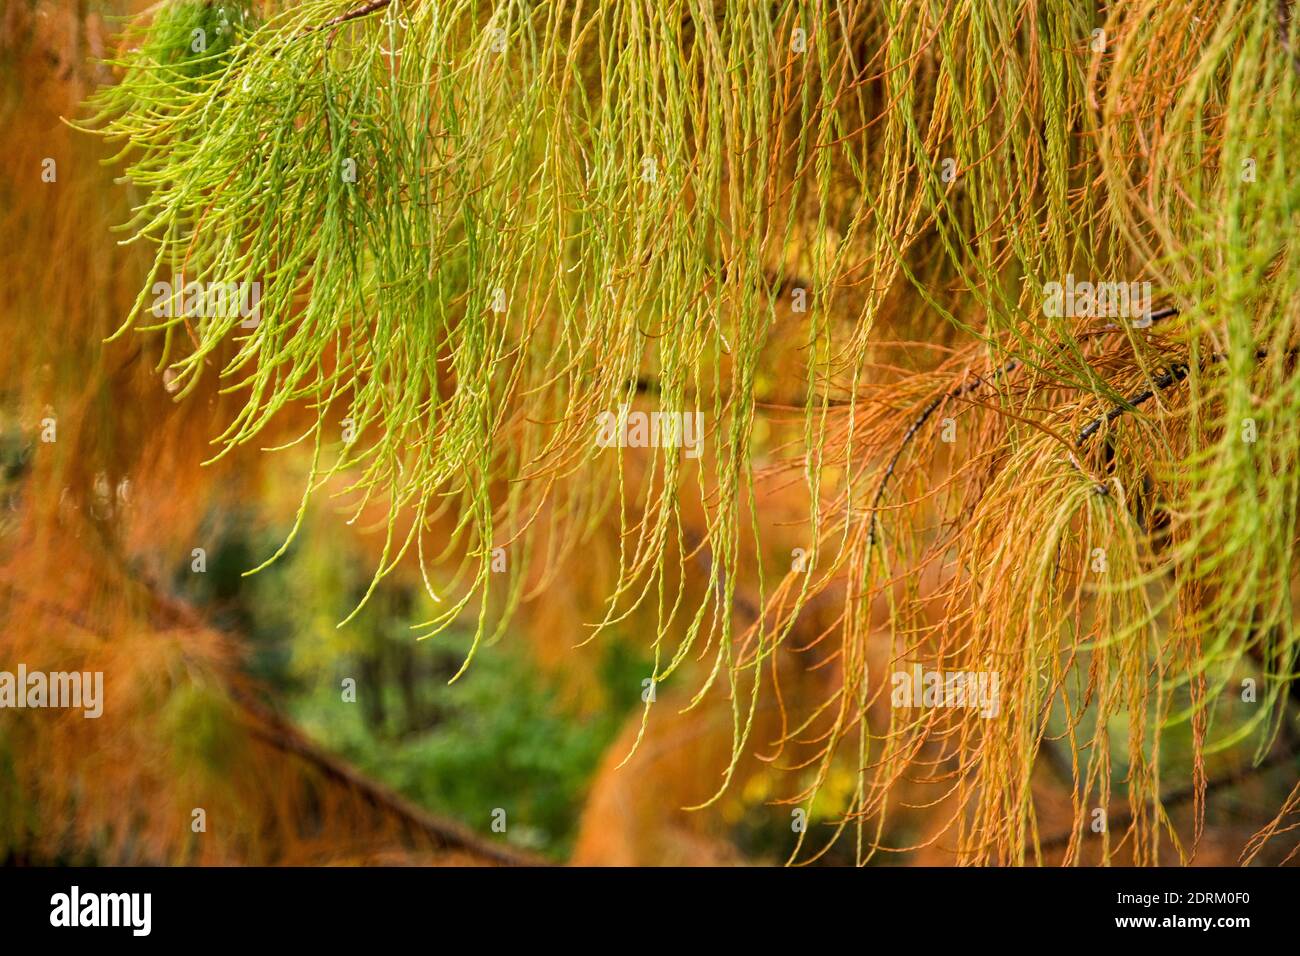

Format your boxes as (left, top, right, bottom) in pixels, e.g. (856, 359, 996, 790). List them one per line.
(866, 306, 1183, 548)
(321, 0, 394, 32)
(1037, 737, 1300, 854)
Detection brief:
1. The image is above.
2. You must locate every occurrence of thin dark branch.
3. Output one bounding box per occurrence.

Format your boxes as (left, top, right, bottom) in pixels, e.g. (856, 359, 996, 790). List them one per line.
(1037, 739, 1300, 853)
(865, 358, 1019, 548)
(1075, 344, 1285, 449)
(321, 0, 394, 31)
(1093, 305, 1180, 334)
(282, 0, 394, 48)
(867, 306, 1182, 547)
(1076, 361, 1190, 446)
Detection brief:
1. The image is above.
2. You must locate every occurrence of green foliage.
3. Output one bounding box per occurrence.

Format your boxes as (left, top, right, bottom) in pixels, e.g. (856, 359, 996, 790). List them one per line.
(140, 1, 257, 81)
(292, 633, 636, 858)
(163, 682, 248, 778)
(169, 498, 644, 859)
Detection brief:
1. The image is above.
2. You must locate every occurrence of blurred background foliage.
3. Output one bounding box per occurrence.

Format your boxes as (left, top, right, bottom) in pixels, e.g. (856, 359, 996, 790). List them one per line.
(0, 0, 1297, 868)
(170, 483, 654, 860)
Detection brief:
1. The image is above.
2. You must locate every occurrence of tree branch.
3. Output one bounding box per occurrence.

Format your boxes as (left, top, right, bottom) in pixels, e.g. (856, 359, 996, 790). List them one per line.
(1037, 738, 1300, 853)
(0, 580, 546, 866)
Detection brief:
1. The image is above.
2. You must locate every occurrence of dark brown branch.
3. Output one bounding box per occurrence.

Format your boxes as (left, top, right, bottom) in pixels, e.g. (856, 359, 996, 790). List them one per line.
(1076, 361, 1190, 446)
(867, 306, 1182, 546)
(321, 0, 394, 31)
(281, 0, 394, 50)
(143, 589, 548, 866)
(865, 358, 1019, 548)
(235, 694, 547, 866)
(1037, 738, 1300, 853)
(1075, 343, 1287, 449)
(0, 580, 545, 866)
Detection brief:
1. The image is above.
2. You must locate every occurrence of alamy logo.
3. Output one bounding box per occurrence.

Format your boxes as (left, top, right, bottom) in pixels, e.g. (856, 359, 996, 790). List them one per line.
(0, 665, 102, 718)
(50, 886, 151, 936)
(150, 273, 261, 326)
(891, 664, 1000, 719)
(595, 405, 704, 459)
(1043, 274, 1151, 324)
